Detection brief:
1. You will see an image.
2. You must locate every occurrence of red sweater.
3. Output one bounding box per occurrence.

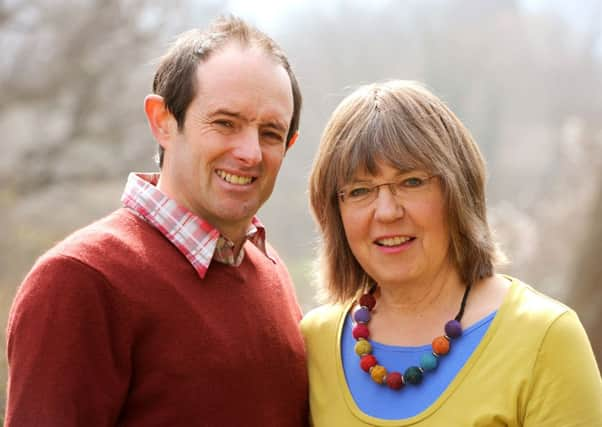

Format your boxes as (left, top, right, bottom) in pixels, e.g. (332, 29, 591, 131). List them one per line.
(6, 208, 309, 426)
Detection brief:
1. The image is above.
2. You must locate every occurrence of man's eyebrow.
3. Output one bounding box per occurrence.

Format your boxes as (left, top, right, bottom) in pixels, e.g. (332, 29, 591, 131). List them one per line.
(207, 108, 244, 119)
(207, 109, 287, 132)
(262, 120, 287, 133)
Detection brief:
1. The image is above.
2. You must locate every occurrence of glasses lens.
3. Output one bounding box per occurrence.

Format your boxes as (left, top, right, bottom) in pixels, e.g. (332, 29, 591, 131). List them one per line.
(346, 186, 373, 203)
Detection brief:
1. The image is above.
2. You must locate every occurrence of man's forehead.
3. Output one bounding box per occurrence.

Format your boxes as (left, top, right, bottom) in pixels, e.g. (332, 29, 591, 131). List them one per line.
(192, 53, 292, 123)
(195, 43, 284, 80)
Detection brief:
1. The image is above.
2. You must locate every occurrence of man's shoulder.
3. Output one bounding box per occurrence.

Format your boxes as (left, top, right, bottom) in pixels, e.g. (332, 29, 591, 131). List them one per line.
(38, 208, 156, 272)
(69, 208, 150, 245)
(16, 208, 165, 304)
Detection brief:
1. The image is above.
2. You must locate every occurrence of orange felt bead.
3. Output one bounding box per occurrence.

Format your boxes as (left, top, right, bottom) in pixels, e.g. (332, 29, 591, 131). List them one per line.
(432, 336, 450, 355)
(370, 365, 387, 384)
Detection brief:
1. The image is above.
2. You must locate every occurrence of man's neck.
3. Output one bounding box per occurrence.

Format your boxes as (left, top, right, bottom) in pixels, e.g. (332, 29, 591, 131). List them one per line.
(156, 172, 252, 252)
(219, 227, 249, 255)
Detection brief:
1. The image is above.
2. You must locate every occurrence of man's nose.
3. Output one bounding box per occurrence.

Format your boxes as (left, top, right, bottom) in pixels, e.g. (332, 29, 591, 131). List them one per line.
(232, 128, 262, 166)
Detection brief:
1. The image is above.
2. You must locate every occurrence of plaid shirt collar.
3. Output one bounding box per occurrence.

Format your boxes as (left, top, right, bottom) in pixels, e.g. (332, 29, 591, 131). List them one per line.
(120, 172, 274, 279)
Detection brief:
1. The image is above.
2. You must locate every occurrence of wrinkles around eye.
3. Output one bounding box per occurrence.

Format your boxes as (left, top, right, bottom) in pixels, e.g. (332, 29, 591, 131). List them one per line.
(214, 120, 234, 128)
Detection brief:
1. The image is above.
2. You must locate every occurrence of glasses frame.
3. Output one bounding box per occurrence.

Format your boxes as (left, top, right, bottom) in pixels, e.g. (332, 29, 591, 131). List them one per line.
(337, 175, 438, 204)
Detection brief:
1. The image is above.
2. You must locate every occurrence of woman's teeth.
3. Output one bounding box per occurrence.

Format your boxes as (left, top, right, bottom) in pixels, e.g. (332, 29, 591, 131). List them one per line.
(376, 236, 411, 247)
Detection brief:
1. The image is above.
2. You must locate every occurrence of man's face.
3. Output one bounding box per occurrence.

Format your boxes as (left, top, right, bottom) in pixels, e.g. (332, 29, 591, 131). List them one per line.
(158, 43, 294, 241)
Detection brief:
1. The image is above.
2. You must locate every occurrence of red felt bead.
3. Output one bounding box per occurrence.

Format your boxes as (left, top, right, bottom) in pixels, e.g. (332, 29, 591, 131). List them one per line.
(352, 323, 370, 340)
(359, 293, 376, 310)
(386, 372, 404, 390)
(360, 354, 377, 372)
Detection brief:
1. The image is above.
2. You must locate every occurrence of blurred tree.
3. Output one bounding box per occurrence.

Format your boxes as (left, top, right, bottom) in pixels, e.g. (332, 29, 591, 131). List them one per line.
(568, 142, 602, 364)
(1, 0, 172, 193)
(0, 0, 173, 304)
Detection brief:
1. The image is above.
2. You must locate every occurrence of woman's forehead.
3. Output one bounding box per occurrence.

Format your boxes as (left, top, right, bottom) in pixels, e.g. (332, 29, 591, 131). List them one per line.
(341, 156, 428, 182)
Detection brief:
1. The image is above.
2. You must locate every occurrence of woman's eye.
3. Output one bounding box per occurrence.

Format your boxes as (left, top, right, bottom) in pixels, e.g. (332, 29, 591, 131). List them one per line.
(402, 177, 425, 188)
(349, 187, 372, 198)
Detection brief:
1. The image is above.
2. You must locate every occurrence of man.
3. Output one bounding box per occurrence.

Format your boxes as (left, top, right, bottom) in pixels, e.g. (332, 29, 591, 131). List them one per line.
(5, 16, 308, 426)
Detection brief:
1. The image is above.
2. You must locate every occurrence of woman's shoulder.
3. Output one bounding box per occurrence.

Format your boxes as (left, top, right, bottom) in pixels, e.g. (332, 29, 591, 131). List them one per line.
(505, 279, 601, 422)
(505, 276, 573, 318)
(498, 275, 585, 341)
(300, 303, 348, 336)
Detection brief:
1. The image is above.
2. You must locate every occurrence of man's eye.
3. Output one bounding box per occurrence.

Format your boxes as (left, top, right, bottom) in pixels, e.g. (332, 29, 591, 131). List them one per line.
(348, 187, 372, 198)
(262, 131, 284, 142)
(214, 120, 233, 128)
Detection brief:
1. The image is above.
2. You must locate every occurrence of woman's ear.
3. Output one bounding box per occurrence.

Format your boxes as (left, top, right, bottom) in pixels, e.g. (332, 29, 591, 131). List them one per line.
(144, 94, 176, 150)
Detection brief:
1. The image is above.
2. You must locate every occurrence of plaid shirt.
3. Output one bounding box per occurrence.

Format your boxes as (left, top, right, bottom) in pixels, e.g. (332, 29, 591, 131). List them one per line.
(121, 173, 274, 279)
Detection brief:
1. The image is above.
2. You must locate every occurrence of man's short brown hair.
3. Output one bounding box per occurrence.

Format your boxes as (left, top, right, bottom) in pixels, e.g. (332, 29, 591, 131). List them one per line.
(152, 15, 301, 166)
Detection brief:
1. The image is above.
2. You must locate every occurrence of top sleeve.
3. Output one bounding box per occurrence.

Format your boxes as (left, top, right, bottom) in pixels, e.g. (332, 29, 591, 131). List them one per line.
(5, 254, 132, 427)
(523, 309, 602, 427)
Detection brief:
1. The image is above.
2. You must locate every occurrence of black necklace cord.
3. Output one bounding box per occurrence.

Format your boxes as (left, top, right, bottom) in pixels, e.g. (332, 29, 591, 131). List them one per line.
(364, 281, 471, 322)
(368, 283, 377, 295)
(454, 284, 472, 322)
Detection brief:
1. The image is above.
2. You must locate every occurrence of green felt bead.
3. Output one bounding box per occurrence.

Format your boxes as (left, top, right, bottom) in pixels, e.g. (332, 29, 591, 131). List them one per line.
(404, 366, 423, 385)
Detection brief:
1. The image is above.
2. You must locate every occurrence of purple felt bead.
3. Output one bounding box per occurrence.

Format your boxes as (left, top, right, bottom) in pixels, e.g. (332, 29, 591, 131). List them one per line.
(444, 320, 462, 338)
(353, 307, 371, 323)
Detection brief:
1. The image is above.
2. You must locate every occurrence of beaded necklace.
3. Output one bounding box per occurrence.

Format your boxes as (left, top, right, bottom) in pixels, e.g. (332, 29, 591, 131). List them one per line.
(351, 284, 471, 390)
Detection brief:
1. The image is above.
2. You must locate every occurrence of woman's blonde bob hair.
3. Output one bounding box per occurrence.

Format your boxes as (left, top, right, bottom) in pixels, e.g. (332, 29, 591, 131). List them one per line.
(308, 80, 504, 304)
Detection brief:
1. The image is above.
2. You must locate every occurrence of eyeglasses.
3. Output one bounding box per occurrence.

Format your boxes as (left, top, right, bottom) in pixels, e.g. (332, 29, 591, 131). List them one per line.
(337, 174, 437, 206)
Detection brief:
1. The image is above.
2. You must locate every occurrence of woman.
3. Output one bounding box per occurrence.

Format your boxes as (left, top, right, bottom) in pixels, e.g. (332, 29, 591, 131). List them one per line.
(302, 80, 601, 426)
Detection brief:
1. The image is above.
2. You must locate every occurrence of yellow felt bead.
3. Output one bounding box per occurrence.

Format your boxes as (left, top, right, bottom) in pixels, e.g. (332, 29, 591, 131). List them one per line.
(354, 339, 372, 356)
(370, 365, 387, 384)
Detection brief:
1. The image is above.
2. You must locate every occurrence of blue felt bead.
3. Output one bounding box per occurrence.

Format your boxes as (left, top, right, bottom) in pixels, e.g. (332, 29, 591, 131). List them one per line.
(420, 353, 438, 371)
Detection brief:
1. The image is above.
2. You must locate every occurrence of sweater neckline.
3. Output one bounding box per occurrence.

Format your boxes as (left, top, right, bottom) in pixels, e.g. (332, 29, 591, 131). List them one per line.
(333, 275, 517, 426)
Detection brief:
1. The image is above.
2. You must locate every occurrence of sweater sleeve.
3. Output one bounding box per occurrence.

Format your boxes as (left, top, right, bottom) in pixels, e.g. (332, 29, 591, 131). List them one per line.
(523, 309, 602, 427)
(5, 254, 132, 427)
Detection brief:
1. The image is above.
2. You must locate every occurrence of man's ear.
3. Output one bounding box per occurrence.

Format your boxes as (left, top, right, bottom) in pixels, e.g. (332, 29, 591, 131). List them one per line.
(285, 131, 299, 152)
(144, 94, 176, 149)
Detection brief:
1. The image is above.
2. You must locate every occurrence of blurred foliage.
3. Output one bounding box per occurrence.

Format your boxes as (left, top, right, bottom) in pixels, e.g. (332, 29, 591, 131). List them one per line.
(1, 0, 601, 420)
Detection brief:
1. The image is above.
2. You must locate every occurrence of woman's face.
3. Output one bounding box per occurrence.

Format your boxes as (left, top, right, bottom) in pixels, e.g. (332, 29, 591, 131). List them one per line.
(338, 162, 453, 289)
